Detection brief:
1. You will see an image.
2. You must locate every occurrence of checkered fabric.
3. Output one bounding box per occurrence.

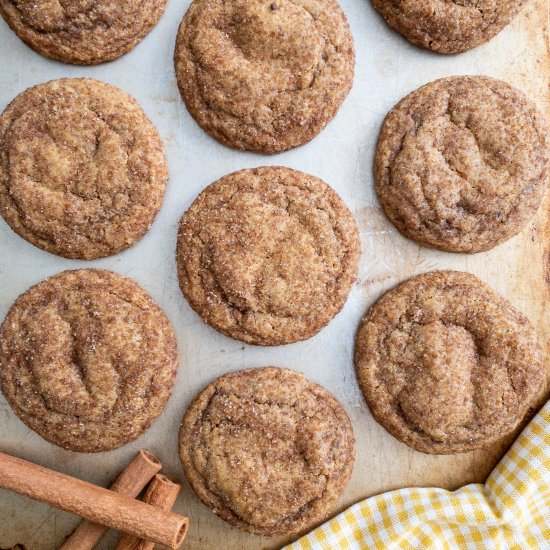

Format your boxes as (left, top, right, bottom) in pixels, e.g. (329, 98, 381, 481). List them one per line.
(285, 400, 550, 550)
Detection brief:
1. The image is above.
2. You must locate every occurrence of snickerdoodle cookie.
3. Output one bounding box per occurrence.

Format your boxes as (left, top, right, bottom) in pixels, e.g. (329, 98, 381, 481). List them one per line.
(355, 270, 545, 455)
(0, 269, 178, 453)
(174, 0, 354, 153)
(371, 0, 528, 54)
(179, 367, 355, 536)
(0, 0, 168, 64)
(176, 166, 360, 346)
(374, 76, 549, 253)
(0, 78, 168, 259)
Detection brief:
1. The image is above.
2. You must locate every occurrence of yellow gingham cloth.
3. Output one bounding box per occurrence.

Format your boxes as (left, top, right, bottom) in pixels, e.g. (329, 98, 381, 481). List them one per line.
(285, 400, 550, 550)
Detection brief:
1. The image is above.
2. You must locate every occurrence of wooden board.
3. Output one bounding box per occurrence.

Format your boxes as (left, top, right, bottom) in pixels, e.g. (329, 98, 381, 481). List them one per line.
(0, 0, 548, 548)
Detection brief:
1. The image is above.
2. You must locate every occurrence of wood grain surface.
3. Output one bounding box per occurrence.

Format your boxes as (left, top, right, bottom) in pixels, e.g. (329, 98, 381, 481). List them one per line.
(0, 0, 548, 549)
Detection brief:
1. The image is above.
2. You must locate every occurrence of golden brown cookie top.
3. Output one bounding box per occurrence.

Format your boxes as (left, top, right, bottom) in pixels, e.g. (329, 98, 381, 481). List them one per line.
(179, 367, 355, 536)
(176, 166, 360, 346)
(0, 0, 168, 64)
(355, 270, 545, 454)
(174, 0, 354, 153)
(0, 269, 178, 453)
(371, 0, 527, 53)
(375, 76, 549, 253)
(0, 78, 168, 259)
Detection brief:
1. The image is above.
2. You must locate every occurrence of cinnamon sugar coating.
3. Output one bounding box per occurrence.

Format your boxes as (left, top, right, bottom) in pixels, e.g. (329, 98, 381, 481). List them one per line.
(375, 76, 549, 253)
(179, 367, 355, 535)
(174, 0, 354, 153)
(371, 0, 528, 54)
(176, 166, 360, 346)
(0, 269, 178, 453)
(355, 270, 545, 454)
(0, 0, 168, 64)
(0, 78, 168, 259)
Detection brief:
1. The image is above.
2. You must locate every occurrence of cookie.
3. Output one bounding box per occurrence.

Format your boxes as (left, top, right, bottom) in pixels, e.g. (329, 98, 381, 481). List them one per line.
(0, 78, 168, 260)
(174, 0, 354, 153)
(179, 367, 355, 536)
(375, 76, 549, 253)
(176, 166, 360, 346)
(0, 269, 178, 453)
(355, 270, 545, 455)
(0, 0, 168, 64)
(371, 0, 527, 54)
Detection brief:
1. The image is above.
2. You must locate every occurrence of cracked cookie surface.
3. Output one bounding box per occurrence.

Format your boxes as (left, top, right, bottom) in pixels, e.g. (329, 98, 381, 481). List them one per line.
(0, 269, 178, 453)
(375, 76, 549, 253)
(174, 0, 354, 153)
(179, 367, 355, 535)
(371, 0, 528, 53)
(0, 78, 168, 259)
(355, 270, 545, 454)
(176, 166, 360, 346)
(0, 0, 168, 64)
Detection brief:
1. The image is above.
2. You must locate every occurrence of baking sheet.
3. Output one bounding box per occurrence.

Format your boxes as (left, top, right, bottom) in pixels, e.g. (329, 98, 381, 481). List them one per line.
(0, 1, 549, 548)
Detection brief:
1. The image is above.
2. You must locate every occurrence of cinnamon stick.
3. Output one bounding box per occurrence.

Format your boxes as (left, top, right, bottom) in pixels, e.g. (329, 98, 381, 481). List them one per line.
(116, 474, 181, 550)
(60, 450, 162, 550)
(0, 451, 188, 549)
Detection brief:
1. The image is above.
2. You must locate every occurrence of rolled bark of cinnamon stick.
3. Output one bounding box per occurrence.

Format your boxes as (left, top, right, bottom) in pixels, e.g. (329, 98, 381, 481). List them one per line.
(60, 450, 162, 550)
(116, 474, 182, 550)
(0, 451, 188, 549)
